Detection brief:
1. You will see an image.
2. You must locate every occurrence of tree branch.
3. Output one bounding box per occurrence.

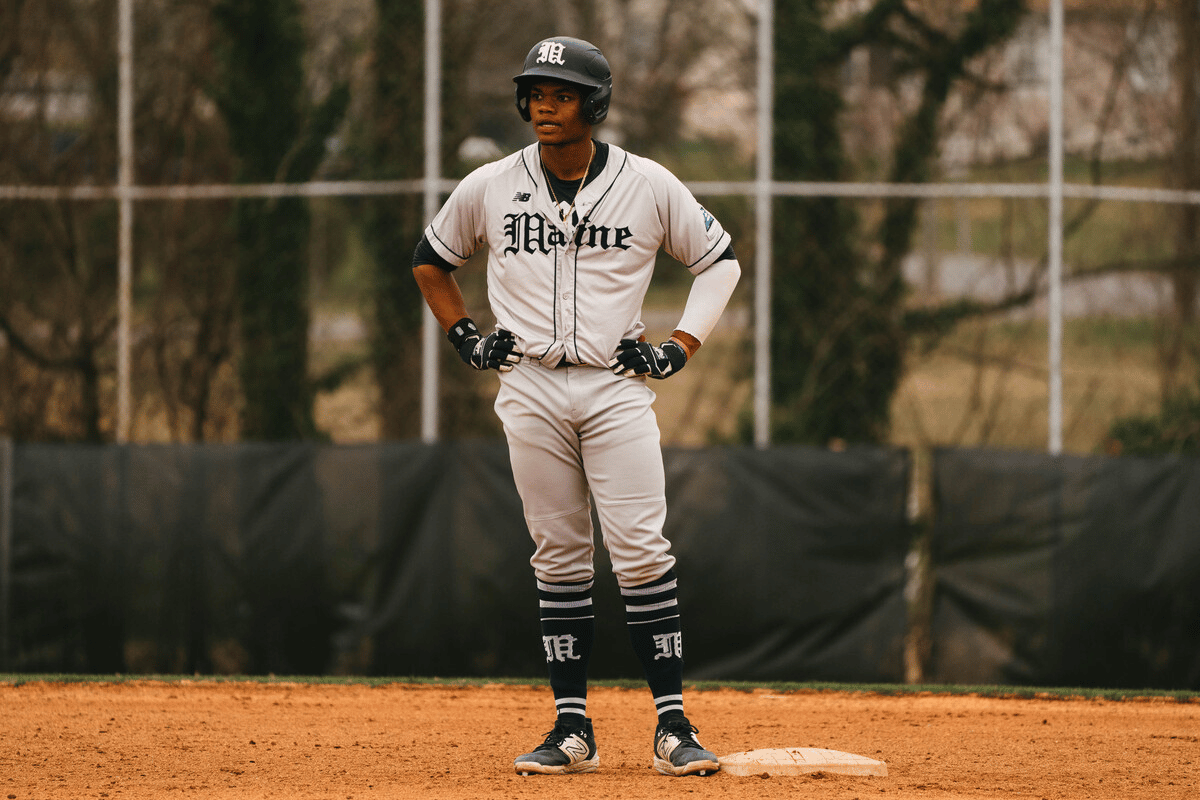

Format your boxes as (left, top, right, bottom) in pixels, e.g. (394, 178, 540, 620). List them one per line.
(0, 313, 79, 371)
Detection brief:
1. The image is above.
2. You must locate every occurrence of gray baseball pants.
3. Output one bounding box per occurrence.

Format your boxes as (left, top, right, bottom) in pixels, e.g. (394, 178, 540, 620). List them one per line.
(495, 358, 676, 588)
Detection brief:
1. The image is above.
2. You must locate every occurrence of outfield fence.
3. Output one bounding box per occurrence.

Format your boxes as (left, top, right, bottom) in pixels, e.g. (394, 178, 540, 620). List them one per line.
(4, 1, 1200, 451)
(1, 440, 1197, 688)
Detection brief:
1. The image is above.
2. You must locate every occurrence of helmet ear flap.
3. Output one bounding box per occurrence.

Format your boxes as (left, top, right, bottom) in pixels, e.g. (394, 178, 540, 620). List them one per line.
(515, 87, 532, 122)
(581, 84, 611, 125)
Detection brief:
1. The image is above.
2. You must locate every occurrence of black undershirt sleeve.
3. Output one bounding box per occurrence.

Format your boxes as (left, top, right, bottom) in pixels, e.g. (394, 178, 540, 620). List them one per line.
(412, 235, 457, 271)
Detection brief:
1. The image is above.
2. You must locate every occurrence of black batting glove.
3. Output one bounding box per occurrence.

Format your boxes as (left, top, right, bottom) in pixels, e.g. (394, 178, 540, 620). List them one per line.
(467, 330, 522, 371)
(608, 338, 687, 379)
(447, 317, 522, 372)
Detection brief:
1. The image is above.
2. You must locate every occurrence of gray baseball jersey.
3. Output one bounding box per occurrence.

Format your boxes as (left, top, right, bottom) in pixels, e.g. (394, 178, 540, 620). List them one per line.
(424, 141, 732, 366)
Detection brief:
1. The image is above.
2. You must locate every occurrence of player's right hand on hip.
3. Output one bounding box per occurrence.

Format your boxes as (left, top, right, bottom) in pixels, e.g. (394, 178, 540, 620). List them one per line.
(465, 329, 522, 372)
(608, 338, 686, 379)
(448, 318, 522, 372)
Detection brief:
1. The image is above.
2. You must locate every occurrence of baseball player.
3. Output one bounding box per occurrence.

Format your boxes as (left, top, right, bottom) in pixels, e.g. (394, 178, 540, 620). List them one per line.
(412, 35, 740, 777)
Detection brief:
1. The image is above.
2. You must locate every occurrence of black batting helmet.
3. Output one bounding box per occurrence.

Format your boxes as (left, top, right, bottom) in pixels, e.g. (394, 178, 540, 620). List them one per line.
(513, 36, 612, 125)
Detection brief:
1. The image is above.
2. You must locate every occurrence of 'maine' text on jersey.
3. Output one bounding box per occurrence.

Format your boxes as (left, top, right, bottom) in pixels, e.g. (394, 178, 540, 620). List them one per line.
(503, 212, 633, 256)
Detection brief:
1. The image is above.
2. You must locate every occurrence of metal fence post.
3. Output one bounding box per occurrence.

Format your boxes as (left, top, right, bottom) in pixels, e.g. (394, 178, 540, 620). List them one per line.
(1047, 0, 1064, 454)
(116, 0, 134, 443)
(753, 0, 775, 449)
(419, 0, 443, 443)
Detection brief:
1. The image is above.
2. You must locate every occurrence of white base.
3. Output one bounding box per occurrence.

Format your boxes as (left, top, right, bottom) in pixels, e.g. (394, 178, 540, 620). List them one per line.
(719, 747, 888, 777)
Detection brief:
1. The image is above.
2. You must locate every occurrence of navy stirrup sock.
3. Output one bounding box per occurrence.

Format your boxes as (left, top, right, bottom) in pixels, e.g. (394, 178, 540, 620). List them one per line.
(622, 569, 685, 719)
(537, 578, 595, 724)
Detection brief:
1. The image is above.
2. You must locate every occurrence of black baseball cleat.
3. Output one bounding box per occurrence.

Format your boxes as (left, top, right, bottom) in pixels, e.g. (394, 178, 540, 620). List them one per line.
(513, 717, 599, 775)
(652, 714, 721, 776)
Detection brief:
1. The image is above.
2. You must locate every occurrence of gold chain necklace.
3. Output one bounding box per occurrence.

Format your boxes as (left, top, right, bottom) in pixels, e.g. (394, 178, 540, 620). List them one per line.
(543, 140, 595, 223)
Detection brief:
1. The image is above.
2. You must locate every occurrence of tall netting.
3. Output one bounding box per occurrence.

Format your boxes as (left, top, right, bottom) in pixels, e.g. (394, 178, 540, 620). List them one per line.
(1, 1, 1197, 452)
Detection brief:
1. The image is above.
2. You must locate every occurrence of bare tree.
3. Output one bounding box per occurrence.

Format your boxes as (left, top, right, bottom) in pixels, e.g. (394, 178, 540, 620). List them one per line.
(136, 0, 241, 441)
(0, 0, 121, 441)
(1165, 0, 1200, 393)
(0, 0, 246, 442)
(538, 0, 752, 157)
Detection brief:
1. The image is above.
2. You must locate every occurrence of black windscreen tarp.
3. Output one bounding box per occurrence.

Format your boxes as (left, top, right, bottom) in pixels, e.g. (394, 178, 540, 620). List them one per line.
(930, 447, 1200, 689)
(7, 442, 911, 681)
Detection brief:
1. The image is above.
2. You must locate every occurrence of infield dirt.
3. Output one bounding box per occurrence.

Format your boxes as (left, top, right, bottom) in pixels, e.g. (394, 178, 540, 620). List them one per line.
(2, 681, 1197, 799)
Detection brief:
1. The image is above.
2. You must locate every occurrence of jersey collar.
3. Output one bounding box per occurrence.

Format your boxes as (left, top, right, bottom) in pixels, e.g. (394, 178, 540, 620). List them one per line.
(527, 141, 616, 231)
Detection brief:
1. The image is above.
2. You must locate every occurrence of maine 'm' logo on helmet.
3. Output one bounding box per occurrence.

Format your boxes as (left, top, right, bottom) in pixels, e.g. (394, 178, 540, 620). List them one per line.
(513, 36, 613, 125)
(536, 41, 568, 66)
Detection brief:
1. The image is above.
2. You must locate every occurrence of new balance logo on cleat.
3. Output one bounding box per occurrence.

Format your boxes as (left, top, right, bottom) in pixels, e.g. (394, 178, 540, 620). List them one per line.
(653, 715, 721, 777)
(560, 736, 591, 761)
(513, 191, 532, 202)
(513, 718, 599, 775)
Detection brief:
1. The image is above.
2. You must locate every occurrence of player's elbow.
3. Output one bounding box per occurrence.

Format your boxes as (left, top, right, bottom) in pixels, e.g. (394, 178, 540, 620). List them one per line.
(414, 261, 448, 279)
(712, 257, 741, 290)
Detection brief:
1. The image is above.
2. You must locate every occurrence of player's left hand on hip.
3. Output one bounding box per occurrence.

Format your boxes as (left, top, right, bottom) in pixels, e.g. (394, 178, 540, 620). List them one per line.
(608, 339, 687, 379)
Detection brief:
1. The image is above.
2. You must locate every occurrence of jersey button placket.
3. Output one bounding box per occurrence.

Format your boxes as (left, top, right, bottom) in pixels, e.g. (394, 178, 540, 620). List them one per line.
(557, 224, 577, 353)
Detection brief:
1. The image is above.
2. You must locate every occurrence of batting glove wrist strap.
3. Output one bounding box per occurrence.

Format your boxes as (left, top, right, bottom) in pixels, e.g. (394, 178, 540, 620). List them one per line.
(608, 339, 687, 380)
(447, 317, 480, 353)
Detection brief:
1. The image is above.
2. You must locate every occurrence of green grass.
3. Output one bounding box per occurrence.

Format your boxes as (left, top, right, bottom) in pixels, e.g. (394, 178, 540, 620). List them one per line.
(2, 673, 1196, 701)
(925, 156, 1177, 266)
(934, 197, 1176, 267)
(637, 312, 1176, 454)
(892, 315, 1172, 455)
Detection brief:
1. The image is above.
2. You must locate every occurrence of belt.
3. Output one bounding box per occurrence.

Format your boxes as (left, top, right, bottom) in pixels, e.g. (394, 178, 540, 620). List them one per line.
(532, 356, 575, 369)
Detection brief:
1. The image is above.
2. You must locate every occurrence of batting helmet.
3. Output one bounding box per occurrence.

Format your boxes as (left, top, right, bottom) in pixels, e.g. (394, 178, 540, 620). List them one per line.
(513, 36, 612, 125)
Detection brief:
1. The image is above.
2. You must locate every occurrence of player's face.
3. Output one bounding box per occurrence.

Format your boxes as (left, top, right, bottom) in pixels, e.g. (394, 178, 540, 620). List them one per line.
(528, 81, 591, 146)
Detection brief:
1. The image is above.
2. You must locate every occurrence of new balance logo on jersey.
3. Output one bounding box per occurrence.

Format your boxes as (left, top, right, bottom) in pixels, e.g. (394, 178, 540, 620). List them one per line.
(544, 634, 582, 662)
(513, 192, 531, 202)
(504, 212, 632, 255)
(537, 41, 567, 65)
(652, 632, 682, 660)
